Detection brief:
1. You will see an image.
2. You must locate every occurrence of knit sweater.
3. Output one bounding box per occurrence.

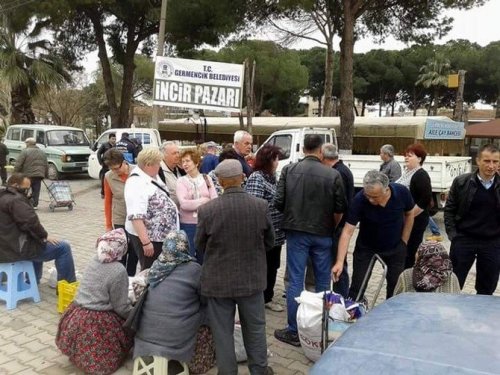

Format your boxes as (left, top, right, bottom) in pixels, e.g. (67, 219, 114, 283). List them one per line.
(75, 257, 132, 319)
(394, 268, 461, 295)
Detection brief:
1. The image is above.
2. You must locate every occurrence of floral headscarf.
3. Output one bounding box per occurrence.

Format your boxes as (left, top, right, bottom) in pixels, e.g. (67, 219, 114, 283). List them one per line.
(412, 241, 453, 292)
(96, 228, 128, 263)
(148, 230, 195, 288)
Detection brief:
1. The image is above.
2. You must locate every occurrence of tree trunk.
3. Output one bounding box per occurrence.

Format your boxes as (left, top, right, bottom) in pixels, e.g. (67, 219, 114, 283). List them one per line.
(361, 99, 365, 116)
(317, 94, 323, 117)
(10, 85, 35, 124)
(495, 94, 500, 118)
(118, 36, 139, 128)
(88, 9, 120, 128)
(453, 70, 466, 122)
(432, 87, 439, 116)
(338, 0, 356, 154)
(413, 88, 417, 116)
(391, 100, 395, 116)
(323, 42, 334, 116)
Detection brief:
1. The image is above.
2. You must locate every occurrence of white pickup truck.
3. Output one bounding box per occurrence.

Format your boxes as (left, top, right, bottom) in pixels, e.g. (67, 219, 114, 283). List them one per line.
(261, 127, 471, 206)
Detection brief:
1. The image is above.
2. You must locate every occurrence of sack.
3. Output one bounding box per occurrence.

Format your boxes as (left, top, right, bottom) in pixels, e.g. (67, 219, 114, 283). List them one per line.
(295, 291, 324, 362)
(234, 323, 247, 362)
(123, 286, 149, 332)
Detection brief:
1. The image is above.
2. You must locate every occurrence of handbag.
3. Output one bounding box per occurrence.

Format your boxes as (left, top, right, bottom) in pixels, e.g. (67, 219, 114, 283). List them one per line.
(123, 286, 149, 332)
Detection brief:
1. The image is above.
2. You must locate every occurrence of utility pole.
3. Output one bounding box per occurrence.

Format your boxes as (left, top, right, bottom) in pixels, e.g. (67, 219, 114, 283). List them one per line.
(454, 70, 466, 123)
(245, 59, 256, 135)
(151, 0, 168, 130)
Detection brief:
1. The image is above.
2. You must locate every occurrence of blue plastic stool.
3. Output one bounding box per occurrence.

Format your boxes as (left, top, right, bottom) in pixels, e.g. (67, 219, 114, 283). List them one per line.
(0, 261, 41, 310)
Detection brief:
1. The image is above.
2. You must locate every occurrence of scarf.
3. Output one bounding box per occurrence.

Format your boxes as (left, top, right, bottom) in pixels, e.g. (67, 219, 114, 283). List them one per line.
(96, 228, 128, 263)
(148, 230, 195, 288)
(395, 166, 421, 189)
(412, 241, 453, 292)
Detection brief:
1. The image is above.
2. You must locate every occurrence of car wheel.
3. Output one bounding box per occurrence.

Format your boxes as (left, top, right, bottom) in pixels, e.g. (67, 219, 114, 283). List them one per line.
(68, 204, 73, 211)
(47, 164, 59, 180)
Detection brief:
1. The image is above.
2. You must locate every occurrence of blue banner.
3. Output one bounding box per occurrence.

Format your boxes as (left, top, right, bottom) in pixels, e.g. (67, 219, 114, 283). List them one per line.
(424, 119, 465, 140)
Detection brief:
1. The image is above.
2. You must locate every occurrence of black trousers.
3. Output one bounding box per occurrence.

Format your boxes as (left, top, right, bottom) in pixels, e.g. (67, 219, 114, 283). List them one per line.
(114, 224, 139, 276)
(349, 241, 407, 301)
(0, 164, 7, 184)
(405, 212, 429, 269)
(450, 235, 500, 295)
(30, 177, 43, 207)
(264, 245, 282, 303)
(129, 233, 163, 270)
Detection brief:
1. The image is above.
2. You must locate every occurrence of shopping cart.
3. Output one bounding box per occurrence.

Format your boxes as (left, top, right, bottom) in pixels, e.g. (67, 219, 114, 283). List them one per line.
(43, 180, 75, 211)
(321, 254, 387, 353)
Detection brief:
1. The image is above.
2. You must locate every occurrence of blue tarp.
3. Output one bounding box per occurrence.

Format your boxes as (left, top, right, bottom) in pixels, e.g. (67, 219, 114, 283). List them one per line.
(311, 293, 500, 375)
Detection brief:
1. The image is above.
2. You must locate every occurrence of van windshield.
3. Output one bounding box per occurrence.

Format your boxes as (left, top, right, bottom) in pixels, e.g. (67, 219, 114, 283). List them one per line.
(46, 130, 90, 146)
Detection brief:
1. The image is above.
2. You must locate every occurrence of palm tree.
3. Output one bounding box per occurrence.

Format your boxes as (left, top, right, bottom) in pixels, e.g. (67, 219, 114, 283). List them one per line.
(0, 19, 71, 124)
(415, 55, 451, 116)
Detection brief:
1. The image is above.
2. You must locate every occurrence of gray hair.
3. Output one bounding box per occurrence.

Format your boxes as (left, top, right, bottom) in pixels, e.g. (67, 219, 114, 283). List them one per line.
(234, 130, 251, 143)
(380, 144, 395, 157)
(25, 137, 37, 145)
(159, 141, 177, 153)
(322, 143, 339, 160)
(363, 170, 389, 190)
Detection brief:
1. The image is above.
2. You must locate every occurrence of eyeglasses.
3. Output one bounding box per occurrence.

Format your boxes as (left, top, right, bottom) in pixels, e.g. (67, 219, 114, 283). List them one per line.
(110, 162, 123, 172)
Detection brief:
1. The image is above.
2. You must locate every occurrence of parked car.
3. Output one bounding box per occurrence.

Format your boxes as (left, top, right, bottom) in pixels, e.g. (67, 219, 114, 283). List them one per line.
(87, 128, 162, 179)
(4, 124, 91, 180)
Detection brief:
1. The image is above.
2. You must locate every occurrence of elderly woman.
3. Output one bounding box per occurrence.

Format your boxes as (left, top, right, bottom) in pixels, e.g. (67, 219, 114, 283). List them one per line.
(125, 148, 179, 270)
(176, 149, 217, 263)
(396, 143, 433, 269)
(134, 230, 214, 374)
(103, 148, 138, 276)
(394, 241, 460, 294)
(245, 144, 285, 312)
(56, 228, 133, 375)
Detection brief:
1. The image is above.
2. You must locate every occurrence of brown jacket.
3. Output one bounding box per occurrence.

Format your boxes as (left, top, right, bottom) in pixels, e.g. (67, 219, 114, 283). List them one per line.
(195, 187, 275, 298)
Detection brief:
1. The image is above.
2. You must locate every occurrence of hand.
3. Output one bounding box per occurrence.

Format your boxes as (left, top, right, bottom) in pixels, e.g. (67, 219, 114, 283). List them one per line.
(46, 236, 60, 245)
(331, 262, 343, 282)
(143, 242, 154, 257)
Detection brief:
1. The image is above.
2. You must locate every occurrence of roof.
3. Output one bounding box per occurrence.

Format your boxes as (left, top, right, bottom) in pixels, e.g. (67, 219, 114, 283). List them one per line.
(465, 118, 500, 138)
(9, 124, 82, 131)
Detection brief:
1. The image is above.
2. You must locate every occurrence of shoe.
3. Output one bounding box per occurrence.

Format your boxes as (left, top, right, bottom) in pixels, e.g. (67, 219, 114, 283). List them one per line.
(265, 301, 284, 312)
(33, 206, 38, 210)
(426, 235, 443, 242)
(274, 328, 301, 347)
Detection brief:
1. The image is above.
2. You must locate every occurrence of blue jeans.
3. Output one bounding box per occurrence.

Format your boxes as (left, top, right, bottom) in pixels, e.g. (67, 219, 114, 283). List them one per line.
(32, 240, 76, 284)
(428, 217, 441, 235)
(286, 230, 332, 334)
(180, 223, 203, 264)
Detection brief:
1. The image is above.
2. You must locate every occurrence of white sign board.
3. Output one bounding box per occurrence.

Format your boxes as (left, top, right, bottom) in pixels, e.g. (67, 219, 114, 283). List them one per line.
(424, 118, 465, 140)
(153, 57, 244, 112)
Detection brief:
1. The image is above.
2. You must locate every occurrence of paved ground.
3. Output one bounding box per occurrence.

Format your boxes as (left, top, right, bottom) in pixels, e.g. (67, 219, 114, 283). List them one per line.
(1, 176, 499, 374)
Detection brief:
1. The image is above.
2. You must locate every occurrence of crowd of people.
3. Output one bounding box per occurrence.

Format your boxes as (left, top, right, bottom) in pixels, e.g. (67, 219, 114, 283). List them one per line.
(0, 129, 498, 374)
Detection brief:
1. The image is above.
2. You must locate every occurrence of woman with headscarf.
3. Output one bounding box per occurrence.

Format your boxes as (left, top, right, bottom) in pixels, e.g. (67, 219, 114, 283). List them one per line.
(134, 230, 215, 374)
(394, 241, 460, 295)
(56, 228, 133, 375)
(396, 143, 433, 269)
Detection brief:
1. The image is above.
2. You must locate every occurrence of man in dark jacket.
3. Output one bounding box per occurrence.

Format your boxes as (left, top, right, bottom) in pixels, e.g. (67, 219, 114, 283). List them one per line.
(115, 132, 138, 164)
(97, 133, 116, 198)
(322, 143, 354, 297)
(232, 130, 253, 177)
(274, 134, 346, 347)
(0, 173, 76, 284)
(444, 144, 500, 295)
(0, 137, 8, 186)
(14, 137, 48, 209)
(195, 160, 275, 375)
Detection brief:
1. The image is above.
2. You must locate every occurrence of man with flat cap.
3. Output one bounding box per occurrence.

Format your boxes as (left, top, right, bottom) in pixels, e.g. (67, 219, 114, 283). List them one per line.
(200, 141, 219, 174)
(195, 159, 275, 375)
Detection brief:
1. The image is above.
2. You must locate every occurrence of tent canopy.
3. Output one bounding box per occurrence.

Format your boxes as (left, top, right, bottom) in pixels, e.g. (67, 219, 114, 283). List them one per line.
(465, 118, 500, 138)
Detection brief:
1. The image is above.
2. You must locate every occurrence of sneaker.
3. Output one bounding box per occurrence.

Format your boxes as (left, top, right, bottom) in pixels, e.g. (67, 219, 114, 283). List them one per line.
(33, 206, 38, 210)
(274, 328, 301, 347)
(426, 235, 443, 242)
(265, 301, 284, 312)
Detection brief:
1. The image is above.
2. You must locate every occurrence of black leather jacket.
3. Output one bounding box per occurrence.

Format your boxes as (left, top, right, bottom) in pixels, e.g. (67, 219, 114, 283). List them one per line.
(274, 155, 346, 237)
(0, 187, 47, 262)
(444, 173, 500, 240)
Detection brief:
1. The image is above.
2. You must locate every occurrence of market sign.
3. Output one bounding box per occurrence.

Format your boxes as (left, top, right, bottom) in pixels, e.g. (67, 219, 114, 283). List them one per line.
(153, 57, 244, 112)
(424, 118, 465, 140)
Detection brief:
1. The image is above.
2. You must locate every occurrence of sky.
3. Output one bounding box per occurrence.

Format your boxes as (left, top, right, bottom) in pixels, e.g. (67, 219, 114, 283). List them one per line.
(83, 1, 500, 73)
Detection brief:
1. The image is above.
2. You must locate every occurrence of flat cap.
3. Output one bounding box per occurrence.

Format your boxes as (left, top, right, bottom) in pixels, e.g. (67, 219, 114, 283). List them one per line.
(205, 141, 218, 148)
(25, 137, 36, 145)
(215, 159, 243, 178)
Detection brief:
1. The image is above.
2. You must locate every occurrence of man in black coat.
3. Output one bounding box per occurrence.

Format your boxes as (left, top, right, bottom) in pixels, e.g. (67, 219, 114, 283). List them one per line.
(97, 133, 116, 198)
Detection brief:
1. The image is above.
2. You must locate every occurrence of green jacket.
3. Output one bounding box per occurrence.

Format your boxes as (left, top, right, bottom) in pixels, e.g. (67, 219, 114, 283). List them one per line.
(14, 146, 48, 178)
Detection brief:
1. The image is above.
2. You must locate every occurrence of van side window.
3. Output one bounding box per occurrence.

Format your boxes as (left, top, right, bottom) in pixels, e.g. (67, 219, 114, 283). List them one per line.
(9, 128, 21, 141)
(36, 131, 45, 145)
(266, 135, 292, 160)
(22, 129, 34, 141)
(143, 134, 151, 144)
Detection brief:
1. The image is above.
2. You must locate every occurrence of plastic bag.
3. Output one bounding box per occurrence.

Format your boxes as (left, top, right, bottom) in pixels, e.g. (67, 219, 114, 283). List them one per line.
(48, 267, 58, 288)
(295, 291, 325, 362)
(234, 323, 247, 362)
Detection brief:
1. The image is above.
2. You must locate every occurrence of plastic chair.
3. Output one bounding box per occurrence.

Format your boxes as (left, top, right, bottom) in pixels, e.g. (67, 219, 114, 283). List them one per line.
(133, 356, 189, 375)
(0, 261, 41, 310)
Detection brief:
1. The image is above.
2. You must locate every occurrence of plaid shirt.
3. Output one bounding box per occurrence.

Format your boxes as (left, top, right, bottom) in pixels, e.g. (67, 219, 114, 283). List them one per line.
(245, 170, 285, 246)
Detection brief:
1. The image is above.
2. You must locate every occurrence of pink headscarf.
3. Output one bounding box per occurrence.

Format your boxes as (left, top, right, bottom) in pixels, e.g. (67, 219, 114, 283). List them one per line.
(96, 228, 128, 263)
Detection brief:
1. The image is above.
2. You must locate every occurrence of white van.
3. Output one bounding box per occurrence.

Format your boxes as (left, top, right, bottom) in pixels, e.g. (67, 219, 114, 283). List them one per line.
(4, 124, 91, 180)
(88, 128, 162, 179)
